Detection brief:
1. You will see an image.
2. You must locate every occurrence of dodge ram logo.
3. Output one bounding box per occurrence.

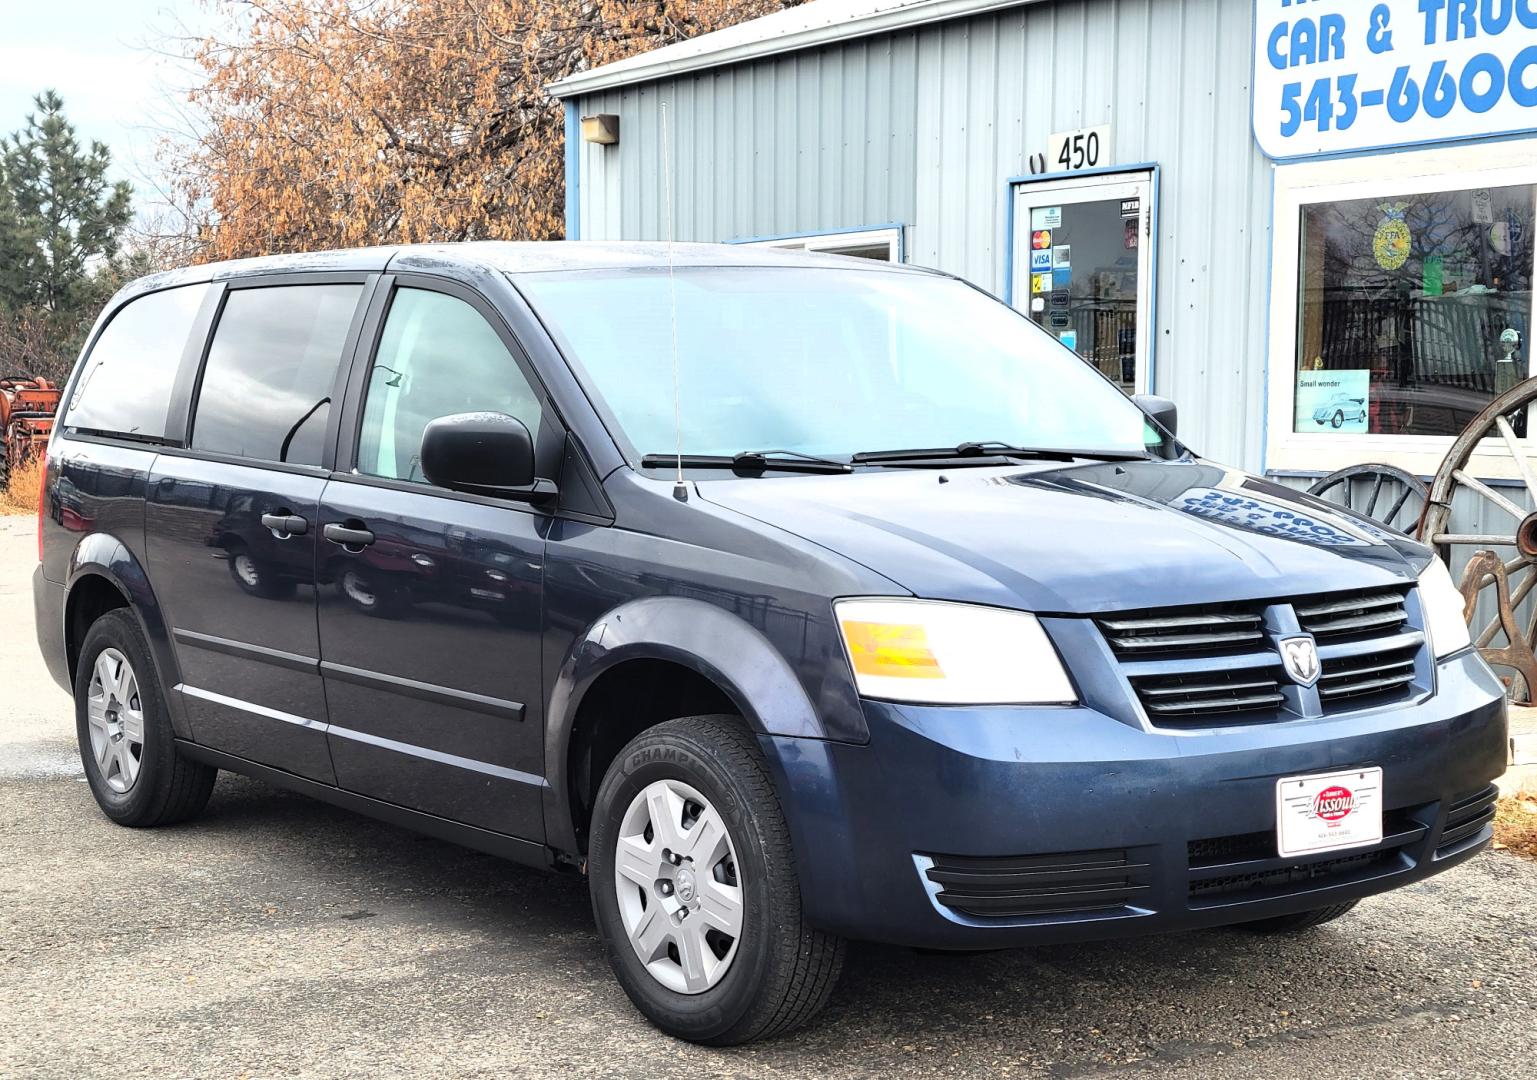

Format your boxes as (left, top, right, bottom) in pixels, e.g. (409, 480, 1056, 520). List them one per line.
(1279, 636, 1321, 687)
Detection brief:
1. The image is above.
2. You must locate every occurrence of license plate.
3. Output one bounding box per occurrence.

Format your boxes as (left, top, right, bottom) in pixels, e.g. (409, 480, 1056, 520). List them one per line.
(1275, 767, 1384, 858)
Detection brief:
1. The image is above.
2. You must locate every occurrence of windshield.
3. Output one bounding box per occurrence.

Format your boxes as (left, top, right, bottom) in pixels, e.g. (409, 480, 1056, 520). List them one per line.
(515, 266, 1165, 461)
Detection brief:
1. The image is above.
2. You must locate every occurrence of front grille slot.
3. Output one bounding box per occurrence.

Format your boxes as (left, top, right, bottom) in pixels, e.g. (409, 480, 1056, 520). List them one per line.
(1188, 808, 1422, 871)
(1296, 590, 1408, 640)
(1187, 830, 1274, 868)
(1130, 668, 1285, 721)
(1189, 847, 1401, 900)
(1438, 784, 1498, 854)
(1098, 610, 1265, 657)
(1187, 808, 1423, 903)
(923, 849, 1150, 918)
(1318, 644, 1418, 704)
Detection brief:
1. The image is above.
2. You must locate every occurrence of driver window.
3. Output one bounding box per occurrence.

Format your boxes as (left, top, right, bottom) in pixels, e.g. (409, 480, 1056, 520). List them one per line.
(357, 288, 543, 483)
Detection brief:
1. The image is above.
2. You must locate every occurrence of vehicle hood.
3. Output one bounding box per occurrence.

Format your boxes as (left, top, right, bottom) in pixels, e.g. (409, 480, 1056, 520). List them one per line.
(697, 458, 1428, 614)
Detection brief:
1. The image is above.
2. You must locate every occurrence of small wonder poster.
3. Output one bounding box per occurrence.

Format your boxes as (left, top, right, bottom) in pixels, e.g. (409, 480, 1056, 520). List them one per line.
(1295, 370, 1370, 433)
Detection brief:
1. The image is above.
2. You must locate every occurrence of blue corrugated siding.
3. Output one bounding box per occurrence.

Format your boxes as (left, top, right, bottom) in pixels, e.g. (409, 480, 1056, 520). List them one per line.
(570, 0, 1268, 470)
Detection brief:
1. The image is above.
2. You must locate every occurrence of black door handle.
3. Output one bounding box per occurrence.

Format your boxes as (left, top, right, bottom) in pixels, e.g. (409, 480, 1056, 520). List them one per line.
(323, 522, 376, 548)
(260, 512, 308, 537)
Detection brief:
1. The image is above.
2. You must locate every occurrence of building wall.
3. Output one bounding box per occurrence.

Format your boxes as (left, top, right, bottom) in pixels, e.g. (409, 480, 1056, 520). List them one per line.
(568, 0, 1273, 471)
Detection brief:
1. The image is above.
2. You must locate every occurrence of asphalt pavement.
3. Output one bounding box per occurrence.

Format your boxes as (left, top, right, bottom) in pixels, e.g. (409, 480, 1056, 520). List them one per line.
(2, 513, 1535, 1079)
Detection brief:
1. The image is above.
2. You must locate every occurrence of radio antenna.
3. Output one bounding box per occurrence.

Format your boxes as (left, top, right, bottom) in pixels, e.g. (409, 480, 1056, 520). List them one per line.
(661, 102, 687, 503)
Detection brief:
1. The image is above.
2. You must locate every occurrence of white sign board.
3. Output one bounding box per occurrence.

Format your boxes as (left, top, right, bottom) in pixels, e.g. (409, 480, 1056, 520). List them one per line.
(1046, 125, 1111, 172)
(1252, 1, 1537, 159)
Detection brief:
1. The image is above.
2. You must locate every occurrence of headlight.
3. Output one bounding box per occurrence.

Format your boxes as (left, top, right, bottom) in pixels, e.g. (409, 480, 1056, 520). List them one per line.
(834, 598, 1076, 705)
(1418, 558, 1472, 658)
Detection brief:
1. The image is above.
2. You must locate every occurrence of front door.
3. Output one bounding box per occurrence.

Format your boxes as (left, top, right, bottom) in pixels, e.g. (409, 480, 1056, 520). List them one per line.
(147, 279, 368, 783)
(317, 280, 552, 839)
(1012, 172, 1154, 393)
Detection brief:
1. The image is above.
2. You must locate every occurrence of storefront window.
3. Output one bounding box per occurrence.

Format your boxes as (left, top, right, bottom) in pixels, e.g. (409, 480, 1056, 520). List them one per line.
(1293, 183, 1534, 437)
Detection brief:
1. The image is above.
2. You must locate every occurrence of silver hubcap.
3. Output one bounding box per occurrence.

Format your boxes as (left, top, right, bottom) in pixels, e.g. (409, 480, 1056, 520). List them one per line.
(86, 648, 144, 794)
(342, 572, 375, 606)
(614, 779, 744, 994)
(233, 553, 260, 587)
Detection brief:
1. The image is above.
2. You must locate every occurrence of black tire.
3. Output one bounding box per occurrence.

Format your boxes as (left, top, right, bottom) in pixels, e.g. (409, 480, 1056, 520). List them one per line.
(588, 714, 845, 1045)
(1238, 900, 1360, 933)
(75, 609, 217, 827)
(1331, 410, 1344, 428)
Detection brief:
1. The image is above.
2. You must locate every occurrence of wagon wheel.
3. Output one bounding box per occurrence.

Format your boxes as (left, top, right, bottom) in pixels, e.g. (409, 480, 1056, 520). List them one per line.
(1307, 464, 1428, 535)
(1420, 375, 1537, 702)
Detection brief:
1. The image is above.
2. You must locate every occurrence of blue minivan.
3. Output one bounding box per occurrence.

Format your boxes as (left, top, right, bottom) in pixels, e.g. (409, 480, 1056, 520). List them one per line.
(34, 243, 1507, 1044)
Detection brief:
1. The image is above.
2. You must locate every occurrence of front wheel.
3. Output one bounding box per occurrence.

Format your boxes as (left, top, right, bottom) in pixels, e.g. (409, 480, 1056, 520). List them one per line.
(588, 715, 845, 1045)
(1331, 410, 1345, 428)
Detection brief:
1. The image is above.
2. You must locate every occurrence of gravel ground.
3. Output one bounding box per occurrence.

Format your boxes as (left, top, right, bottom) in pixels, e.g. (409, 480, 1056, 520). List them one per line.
(2, 514, 1535, 1078)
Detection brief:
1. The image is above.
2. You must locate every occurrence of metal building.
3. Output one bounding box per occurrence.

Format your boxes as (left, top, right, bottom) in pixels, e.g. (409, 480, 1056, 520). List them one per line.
(550, 0, 1537, 490)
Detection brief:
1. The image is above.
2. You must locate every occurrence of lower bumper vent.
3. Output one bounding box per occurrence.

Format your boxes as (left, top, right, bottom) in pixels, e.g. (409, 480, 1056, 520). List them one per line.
(922, 848, 1151, 918)
(1438, 785, 1498, 855)
(1189, 847, 1403, 901)
(1187, 808, 1425, 904)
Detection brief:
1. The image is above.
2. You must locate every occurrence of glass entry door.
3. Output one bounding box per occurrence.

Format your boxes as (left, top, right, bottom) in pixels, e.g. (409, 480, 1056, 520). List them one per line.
(1012, 172, 1153, 393)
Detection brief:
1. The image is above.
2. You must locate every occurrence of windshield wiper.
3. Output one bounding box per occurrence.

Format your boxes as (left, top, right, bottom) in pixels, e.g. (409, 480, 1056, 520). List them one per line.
(851, 441, 1147, 464)
(640, 449, 852, 474)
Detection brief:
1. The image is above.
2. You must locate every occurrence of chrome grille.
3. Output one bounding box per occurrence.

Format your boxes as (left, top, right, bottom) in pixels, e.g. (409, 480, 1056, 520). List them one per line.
(1295, 590, 1408, 640)
(1100, 586, 1426, 729)
(1130, 667, 1285, 721)
(1098, 609, 1265, 657)
(1318, 644, 1418, 703)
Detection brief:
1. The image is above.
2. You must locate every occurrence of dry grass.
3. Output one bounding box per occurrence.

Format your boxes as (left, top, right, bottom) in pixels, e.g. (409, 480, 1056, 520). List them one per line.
(0, 454, 44, 515)
(1494, 793, 1537, 859)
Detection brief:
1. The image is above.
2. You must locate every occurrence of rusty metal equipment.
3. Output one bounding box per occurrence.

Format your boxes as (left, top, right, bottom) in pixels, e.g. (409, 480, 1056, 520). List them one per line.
(0, 374, 61, 487)
(1418, 375, 1537, 702)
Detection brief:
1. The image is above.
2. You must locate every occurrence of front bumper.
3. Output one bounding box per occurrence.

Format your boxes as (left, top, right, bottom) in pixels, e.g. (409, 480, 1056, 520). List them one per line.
(762, 648, 1507, 948)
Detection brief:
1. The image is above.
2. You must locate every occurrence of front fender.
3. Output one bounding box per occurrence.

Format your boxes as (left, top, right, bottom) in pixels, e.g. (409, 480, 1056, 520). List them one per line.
(542, 595, 865, 852)
(66, 532, 190, 738)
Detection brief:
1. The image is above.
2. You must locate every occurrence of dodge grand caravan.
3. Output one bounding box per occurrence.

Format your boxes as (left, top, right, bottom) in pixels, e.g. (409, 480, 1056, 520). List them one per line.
(34, 243, 1508, 1044)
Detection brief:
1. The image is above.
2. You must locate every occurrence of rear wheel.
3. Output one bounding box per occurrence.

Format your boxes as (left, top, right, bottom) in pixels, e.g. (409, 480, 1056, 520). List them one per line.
(1237, 900, 1359, 933)
(75, 609, 216, 827)
(588, 715, 845, 1044)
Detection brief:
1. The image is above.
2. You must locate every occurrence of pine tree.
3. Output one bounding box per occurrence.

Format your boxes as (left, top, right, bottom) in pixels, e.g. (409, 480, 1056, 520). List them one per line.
(0, 91, 132, 314)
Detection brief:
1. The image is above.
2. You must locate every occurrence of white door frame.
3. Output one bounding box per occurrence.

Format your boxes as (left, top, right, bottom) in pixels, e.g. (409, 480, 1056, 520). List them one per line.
(1009, 169, 1157, 394)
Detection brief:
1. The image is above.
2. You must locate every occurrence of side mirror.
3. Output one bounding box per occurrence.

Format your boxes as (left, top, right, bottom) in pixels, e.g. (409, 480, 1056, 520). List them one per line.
(419, 412, 556, 503)
(1131, 393, 1177, 438)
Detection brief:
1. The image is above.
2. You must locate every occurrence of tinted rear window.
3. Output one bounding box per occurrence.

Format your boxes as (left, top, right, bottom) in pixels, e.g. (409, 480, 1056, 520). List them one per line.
(65, 283, 212, 439)
(191, 284, 362, 466)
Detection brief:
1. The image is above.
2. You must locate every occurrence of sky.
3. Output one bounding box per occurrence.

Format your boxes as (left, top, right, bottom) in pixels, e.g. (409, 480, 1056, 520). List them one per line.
(0, 0, 212, 217)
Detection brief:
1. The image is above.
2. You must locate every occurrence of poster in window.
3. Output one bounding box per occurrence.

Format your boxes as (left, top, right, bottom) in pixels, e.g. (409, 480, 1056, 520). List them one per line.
(1296, 370, 1369, 433)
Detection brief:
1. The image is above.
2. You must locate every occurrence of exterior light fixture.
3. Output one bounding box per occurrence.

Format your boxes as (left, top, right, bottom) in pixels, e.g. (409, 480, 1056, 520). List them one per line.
(581, 114, 620, 145)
